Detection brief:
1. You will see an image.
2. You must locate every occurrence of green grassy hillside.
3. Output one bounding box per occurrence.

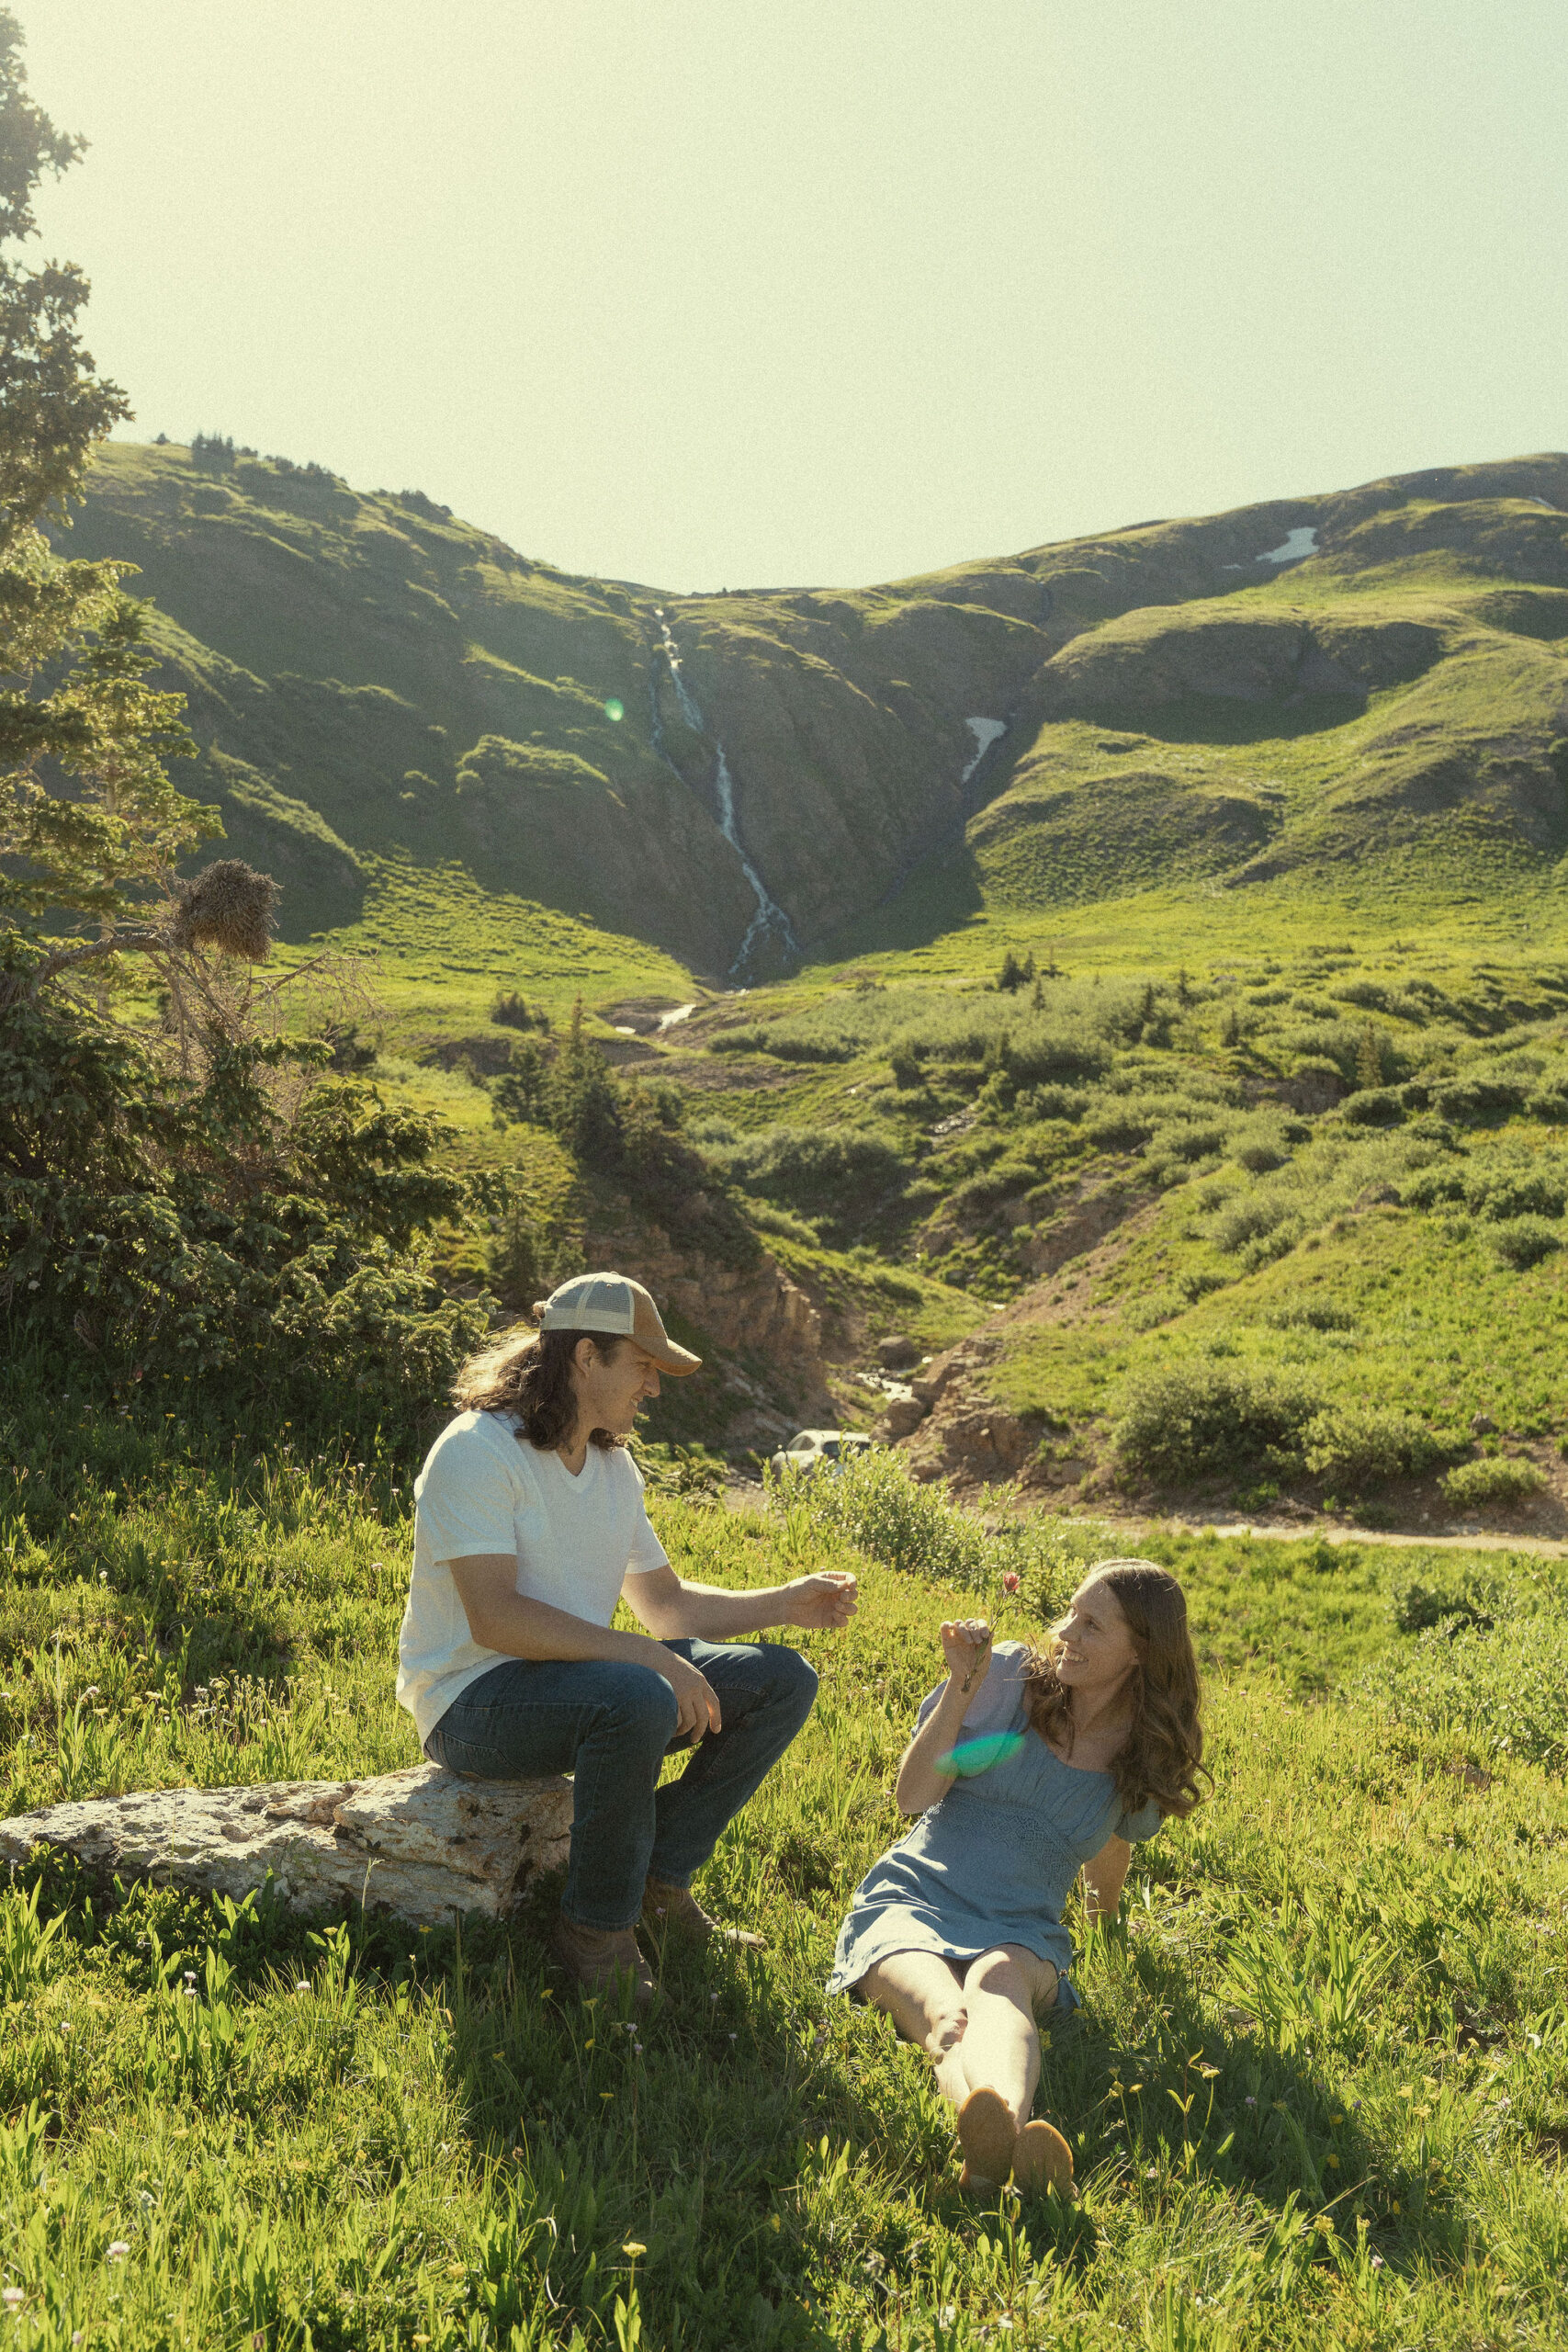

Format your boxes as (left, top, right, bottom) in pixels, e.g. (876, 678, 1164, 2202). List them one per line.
(50, 443, 1568, 1509)
(3, 1384, 1566, 2347)
(69, 447, 1568, 987)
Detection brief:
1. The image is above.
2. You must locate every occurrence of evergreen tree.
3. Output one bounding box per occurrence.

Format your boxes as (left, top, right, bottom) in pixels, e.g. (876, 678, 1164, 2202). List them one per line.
(1356, 1023, 1385, 1091)
(0, 16, 490, 1418)
(0, 8, 220, 991)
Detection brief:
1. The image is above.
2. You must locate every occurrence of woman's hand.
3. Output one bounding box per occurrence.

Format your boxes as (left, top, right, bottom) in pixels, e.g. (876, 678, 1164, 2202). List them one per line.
(940, 1618, 993, 1693)
(893, 1618, 994, 1815)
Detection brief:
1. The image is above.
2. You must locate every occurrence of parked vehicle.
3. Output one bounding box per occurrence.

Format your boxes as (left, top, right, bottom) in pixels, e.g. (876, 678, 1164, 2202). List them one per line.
(768, 1428, 874, 1479)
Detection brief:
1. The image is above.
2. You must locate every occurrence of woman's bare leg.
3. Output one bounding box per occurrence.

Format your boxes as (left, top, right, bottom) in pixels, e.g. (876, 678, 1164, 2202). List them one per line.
(957, 1946, 1057, 2135)
(857, 1951, 972, 2105)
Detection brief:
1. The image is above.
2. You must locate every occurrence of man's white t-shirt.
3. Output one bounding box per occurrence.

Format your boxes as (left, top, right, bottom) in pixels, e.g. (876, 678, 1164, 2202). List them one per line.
(396, 1409, 670, 1747)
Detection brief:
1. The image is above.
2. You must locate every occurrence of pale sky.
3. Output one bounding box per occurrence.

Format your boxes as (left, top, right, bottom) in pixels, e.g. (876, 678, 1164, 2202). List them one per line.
(22, 0, 1568, 591)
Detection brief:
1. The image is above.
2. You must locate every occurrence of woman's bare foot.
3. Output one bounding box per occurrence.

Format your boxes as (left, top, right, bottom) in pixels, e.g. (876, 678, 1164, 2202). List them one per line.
(956, 2087, 1018, 2193)
(1013, 2118, 1076, 2199)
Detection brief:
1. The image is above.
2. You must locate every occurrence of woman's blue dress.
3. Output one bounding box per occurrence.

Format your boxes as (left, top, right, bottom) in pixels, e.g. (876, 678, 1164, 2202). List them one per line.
(827, 1643, 1163, 2005)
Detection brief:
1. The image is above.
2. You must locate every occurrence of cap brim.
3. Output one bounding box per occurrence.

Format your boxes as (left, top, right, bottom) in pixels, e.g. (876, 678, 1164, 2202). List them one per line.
(645, 1338, 702, 1376)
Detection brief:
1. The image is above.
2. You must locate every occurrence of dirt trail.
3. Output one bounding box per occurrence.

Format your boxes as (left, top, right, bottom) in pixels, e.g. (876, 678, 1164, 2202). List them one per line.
(1074, 1510, 1568, 1558)
(722, 1476, 1568, 1556)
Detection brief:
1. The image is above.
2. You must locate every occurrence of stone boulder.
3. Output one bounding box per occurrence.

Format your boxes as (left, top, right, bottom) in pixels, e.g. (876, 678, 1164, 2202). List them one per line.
(875, 1335, 920, 1371)
(876, 1396, 930, 1441)
(0, 1765, 572, 1926)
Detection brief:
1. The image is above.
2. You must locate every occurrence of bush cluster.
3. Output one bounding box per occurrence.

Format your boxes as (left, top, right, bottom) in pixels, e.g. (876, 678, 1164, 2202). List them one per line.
(1440, 1455, 1548, 1510)
(698, 1123, 911, 1226)
(1115, 1357, 1461, 1494)
(1359, 1610, 1568, 1769)
(765, 1443, 1089, 1603)
(2, 978, 488, 1422)
(1112, 1359, 1320, 1486)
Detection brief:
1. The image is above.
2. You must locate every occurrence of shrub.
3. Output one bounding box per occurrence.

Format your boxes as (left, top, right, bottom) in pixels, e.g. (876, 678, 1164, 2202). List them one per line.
(742, 1198, 822, 1245)
(490, 988, 547, 1032)
(1232, 1133, 1292, 1173)
(950, 1157, 1035, 1214)
(702, 1123, 911, 1218)
(1084, 1103, 1156, 1151)
(767, 1444, 1094, 1605)
(1492, 1216, 1563, 1270)
(1357, 1612, 1568, 1769)
(1401, 1165, 1466, 1210)
(1, 983, 487, 1419)
(1526, 1080, 1568, 1123)
(1003, 1030, 1112, 1087)
(1467, 1166, 1568, 1220)
(1302, 1405, 1443, 1490)
(1431, 1073, 1529, 1122)
(768, 1445, 988, 1586)
(1441, 1455, 1549, 1510)
(1340, 1088, 1404, 1127)
(1211, 1193, 1297, 1254)
(1387, 1566, 1496, 1634)
(1113, 1360, 1318, 1486)
(1014, 1082, 1089, 1122)
(1263, 1299, 1355, 1331)
(1154, 1118, 1231, 1162)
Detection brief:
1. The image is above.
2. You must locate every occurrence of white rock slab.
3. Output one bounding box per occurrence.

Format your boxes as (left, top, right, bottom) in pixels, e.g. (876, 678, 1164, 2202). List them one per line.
(0, 1766, 573, 1926)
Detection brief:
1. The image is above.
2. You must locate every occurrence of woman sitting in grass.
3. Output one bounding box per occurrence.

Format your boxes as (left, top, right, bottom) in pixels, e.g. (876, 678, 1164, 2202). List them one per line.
(828, 1560, 1207, 2199)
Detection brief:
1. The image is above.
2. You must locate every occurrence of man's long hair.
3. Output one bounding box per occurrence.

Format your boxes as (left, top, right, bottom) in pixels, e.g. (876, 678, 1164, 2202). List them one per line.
(452, 1322, 627, 1453)
(1021, 1559, 1209, 1820)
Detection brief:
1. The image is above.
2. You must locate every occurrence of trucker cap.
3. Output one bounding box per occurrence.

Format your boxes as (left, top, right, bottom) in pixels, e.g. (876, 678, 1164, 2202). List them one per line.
(532, 1272, 702, 1376)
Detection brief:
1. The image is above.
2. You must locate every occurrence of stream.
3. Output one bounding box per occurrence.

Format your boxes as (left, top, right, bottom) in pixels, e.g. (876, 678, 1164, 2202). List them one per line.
(654, 608, 799, 978)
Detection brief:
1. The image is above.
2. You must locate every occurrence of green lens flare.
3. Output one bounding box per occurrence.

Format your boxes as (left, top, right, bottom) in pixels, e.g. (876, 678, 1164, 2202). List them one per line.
(604, 697, 625, 722)
(935, 1730, 1026, 1778)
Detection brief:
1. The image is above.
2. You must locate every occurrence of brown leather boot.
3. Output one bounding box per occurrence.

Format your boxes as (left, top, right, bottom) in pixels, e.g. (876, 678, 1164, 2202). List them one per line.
(640, 1876, 766, 1950)
(548, 1910, 655, 2010)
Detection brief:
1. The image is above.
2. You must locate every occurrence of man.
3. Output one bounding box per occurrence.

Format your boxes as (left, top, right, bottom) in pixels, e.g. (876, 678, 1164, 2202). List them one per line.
(398, 1271, 857, 2007)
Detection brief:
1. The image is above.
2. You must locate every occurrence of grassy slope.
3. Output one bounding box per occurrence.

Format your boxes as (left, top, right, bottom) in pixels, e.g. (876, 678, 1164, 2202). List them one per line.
(285, 857, 696, 1047)
(73, 447, 1568, 998)
(626, 934, 1568, 1518)
(3, 1378, 1566, 2348)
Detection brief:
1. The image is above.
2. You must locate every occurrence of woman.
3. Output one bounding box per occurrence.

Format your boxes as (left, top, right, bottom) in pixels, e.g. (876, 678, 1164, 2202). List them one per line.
(828, 1560, 1207, 2197)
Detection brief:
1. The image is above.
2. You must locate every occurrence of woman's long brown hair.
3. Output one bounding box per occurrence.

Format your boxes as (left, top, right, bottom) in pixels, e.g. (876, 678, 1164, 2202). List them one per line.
(1021, 1558, 1209, 1820)
(451, 1324, 627, 1453)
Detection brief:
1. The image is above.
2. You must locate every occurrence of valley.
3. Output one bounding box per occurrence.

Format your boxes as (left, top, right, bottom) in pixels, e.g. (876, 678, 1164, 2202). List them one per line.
(63, 439, 1568, 1539)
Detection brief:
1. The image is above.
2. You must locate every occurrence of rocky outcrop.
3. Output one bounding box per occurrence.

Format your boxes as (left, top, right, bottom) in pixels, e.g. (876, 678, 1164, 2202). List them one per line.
(584, 1218, 833, 1441)
(0, 1766, 572, 1925)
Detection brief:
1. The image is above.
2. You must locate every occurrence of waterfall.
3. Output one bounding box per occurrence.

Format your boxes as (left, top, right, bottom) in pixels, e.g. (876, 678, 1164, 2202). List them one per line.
(654, 607, 799, 977)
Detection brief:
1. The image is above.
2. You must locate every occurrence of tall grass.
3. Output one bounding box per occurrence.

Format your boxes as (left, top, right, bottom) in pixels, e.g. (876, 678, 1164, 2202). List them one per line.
(3, 1380, 1568, 2346)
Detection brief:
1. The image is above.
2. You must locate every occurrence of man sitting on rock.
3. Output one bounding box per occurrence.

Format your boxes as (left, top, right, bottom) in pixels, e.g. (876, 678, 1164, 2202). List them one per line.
(398, 1272, 857, 2007)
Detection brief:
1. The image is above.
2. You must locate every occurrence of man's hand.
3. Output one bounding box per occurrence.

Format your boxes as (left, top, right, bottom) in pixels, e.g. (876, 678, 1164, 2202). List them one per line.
(658, 1649, 723, 1741)
(781, 1571, 859, 1629)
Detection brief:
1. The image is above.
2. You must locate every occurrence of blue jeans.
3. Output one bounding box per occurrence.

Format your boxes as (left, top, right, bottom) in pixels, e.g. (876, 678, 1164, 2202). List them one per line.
(423, 1638, 818, 1932)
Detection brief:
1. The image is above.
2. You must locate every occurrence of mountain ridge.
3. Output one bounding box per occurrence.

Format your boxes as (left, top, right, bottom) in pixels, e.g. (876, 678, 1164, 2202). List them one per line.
(62, 445, 1568, 971)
